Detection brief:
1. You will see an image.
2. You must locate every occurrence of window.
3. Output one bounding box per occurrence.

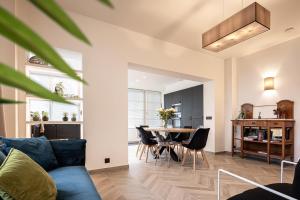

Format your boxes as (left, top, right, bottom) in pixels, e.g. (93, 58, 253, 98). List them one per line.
(26, 49, 83, 122)
(128, 89, 162, 143)
(145, 91, 161, 127)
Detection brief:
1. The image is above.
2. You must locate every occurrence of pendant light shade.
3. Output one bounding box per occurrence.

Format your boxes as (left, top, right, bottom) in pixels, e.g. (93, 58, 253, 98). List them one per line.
(202, 2, 270, 52)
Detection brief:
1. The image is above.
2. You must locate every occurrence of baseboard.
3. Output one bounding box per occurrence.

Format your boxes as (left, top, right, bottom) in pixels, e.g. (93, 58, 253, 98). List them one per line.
(88, 164, 129, 174)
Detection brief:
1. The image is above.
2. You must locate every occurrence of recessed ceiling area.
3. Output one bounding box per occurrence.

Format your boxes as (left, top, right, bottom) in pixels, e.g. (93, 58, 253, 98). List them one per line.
(128, 69, 202, 93)
(58, 0, 300, 58)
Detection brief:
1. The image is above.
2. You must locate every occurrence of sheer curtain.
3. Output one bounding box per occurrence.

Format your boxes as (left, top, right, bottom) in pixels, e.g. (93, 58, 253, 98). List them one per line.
(128, 89, 162, 143)
(145, 91, 161, 127)
(128, 89, 145, 143)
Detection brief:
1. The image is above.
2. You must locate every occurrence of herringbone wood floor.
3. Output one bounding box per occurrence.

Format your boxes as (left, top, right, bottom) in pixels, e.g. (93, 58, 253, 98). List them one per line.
(91, 145, 294, 200)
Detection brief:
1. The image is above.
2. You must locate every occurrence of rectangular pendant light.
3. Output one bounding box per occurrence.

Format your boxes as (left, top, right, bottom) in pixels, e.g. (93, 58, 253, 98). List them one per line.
(202, 2, 270, 52)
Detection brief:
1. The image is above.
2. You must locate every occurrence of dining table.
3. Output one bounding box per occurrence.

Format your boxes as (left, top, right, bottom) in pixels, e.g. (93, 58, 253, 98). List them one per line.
(144, 127, 196, 162)
(144, 127, 196, 133)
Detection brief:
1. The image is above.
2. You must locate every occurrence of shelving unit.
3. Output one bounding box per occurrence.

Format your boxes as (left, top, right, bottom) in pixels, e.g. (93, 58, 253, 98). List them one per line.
(25, 50, 84, 139)
(232, 100, 295, 163)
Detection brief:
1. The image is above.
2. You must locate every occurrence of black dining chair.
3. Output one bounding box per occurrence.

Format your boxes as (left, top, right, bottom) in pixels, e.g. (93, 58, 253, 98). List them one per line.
(181, 128, 210, 171)
(136, 125, 148, 157)
(175, 126, 193, 142)
(153, 132, 175, 167)
(169, 126, 193, 158)
(136, 126, 158, 163)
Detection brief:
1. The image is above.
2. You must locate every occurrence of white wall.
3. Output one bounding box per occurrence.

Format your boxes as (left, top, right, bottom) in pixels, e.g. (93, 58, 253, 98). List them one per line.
(224, 58, 238, 152)
(236, 36, 300, 160)
(5, 1, 225, 170)
(0, 0, 17, 137)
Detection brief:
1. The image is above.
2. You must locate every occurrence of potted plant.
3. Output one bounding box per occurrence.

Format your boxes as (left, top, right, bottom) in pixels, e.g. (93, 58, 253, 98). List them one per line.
(42, 111, 49, 121)
(32, 112, 40, 121)
(62, 112, 69, 121)
(71, 113, 77, 121)
(158, 108, 176, 128)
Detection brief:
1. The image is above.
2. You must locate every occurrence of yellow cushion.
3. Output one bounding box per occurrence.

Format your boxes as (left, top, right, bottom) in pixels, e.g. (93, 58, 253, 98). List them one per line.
(0, 148, 57, 200)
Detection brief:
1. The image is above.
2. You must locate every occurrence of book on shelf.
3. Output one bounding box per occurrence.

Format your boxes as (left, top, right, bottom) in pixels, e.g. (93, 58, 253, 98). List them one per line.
(243, 136, 258, 141)
(257, 151, 267, 155)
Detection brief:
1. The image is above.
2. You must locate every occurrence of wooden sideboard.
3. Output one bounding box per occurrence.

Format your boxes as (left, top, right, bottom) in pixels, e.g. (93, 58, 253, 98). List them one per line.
(232, 100, 295, 163)
(232, 119, 295, 163)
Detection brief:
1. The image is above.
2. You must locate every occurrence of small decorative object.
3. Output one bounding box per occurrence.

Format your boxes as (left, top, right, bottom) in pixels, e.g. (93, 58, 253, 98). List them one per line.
(158, 108, 176, 128)
(258, 130, 263, 141)
(71, 113, 77, 121)
(237, 111, 245, 119)
(273, 109, 279, 118)
(32, 112, 40, 121)
(62, 112, 68, 121)
(42, 111, 49, 121)
(258, 112, 262, 119)
(54, 82, 64, 96)
(28, 55, 48, 65)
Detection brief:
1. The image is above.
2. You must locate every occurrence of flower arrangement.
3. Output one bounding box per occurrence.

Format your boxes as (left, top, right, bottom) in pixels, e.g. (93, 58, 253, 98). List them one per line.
(158, 108, 176, 128)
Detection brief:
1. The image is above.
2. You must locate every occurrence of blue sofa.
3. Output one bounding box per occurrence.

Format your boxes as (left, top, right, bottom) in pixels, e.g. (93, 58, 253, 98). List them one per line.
(0, 137, 101, 200)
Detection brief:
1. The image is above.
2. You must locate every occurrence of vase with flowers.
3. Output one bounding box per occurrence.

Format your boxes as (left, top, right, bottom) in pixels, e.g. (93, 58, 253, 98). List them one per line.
(158, 108, 176, 128)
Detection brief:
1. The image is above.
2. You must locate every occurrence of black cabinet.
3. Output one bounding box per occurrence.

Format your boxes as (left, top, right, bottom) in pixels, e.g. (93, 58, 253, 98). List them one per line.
(31, 124, 81, 139)
(173, 92, 182, 104)
(192, 117, 203, 128)
(192, 85, 203, 118)
(44, 124, 57, 139)
(181, 117, 192, 127)
(57, 124, 81, 139)
(164, 93, 172, 108)
(164, 85, 204, 128)
(181, 88, 193, 119)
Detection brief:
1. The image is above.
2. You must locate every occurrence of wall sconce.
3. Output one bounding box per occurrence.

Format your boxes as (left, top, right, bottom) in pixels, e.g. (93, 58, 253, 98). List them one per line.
(264, 77, 275, 90)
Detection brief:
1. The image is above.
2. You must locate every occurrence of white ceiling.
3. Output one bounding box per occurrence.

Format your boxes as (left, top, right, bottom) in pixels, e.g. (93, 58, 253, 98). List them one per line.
(128, 69, 201, 92)
(59, 0, 300, 59)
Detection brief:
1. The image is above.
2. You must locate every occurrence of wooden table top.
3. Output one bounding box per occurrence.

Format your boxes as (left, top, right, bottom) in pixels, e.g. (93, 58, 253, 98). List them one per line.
(144, 127, 196, 133)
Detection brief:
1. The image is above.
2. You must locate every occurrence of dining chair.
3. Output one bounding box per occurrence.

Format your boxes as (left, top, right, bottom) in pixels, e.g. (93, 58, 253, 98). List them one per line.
(181, 128, 210, 171)
(136, 127, 158, 163)
(154, 132, 175, 167)
(173, 126, 193, 158)
(135, 125, 150, 157)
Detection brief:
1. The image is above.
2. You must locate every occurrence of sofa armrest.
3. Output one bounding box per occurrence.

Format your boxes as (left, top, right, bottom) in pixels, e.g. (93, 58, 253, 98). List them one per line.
(50, 139, 86, 167)
(217, 169, 297, 200)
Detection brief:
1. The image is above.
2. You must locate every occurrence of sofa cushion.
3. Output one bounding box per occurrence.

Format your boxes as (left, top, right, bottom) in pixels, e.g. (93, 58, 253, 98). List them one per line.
(49, 166, 101, 200)
(50, 139, 86, 167)
(0, 136, 58, 171)
(0, 148, 57, 200)
(228, 183, 294, 200)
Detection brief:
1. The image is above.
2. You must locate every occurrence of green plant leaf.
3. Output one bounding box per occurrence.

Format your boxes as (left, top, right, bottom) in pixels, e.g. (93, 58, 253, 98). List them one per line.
(0, 98, 24, 104)
(98, 0, 114, 8)
(0, 5, 85, 84)
(0, 63, 71, 104)
(29, 0, 91, 45)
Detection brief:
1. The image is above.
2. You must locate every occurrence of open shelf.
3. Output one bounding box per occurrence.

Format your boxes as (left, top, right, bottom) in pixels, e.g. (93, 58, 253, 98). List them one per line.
(234, 137, 242, 140)
(244, 140, 267, 144)
(243, 150, 268, 157)
(232, 119, 295, 163)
